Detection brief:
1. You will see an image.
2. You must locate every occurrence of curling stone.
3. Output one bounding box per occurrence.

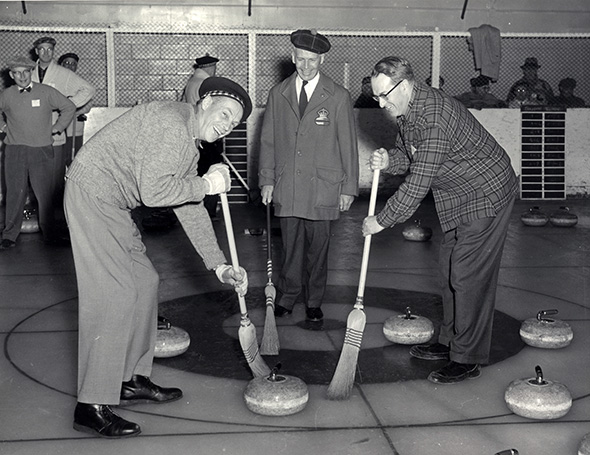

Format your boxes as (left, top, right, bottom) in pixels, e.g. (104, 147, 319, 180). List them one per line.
(549, 206, 578, 227)
(21, 207, 40, 234)
(520, 309, 573, 349)
(579, 432, 590, 455)
(520, 206, 548, 227)
(244, 363, 308, 416)
(402, 220, 433, 242)
(154, 316, 190, 358)
(504, 365, 572, 420)
(383, 306, 434, 345)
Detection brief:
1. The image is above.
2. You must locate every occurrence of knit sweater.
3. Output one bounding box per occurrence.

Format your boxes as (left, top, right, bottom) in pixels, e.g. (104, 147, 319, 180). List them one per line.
(66, 101, 226, 270)
(0, 82, 75, 147)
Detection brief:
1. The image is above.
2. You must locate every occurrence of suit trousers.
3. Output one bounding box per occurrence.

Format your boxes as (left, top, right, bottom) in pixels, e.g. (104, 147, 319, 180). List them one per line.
(438, 196, 514, 364)
(2, 144, 57, 242)
(277, 217, 331, 310)
(64, 180, 159, 404)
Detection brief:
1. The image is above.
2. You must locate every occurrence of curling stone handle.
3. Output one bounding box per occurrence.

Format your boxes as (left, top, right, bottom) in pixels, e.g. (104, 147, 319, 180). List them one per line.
(494, 450, 519, 455)
(537, 309, 558, 321)
(405, 306, 412, 319)
(534, 365, 545, 384)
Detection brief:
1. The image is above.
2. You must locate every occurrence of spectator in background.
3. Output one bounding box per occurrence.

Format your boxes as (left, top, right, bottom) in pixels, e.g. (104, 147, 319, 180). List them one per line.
(58, 52, 94, 160)
(507, 82, 542, 108)
(454, 75, 506, 109)
(32, 36, 96, 225)
(354, 76, 379, 108)
(551, 77, 585, 108)
(506, 57, 553, 105)
(0, 56, 75, 249)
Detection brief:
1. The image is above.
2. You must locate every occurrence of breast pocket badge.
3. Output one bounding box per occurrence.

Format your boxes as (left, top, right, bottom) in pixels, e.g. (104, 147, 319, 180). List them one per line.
(315, 107, 330, 126)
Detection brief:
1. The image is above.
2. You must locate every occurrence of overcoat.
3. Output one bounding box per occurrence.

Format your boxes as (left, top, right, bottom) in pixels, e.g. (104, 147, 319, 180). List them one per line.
(259, 72, 358, 221)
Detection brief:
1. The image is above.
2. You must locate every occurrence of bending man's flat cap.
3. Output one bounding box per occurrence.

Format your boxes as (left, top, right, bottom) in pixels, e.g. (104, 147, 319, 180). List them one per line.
(7, 55, 36, 70)
(199, 76, 252, 122)
(290, 29, 331, 54)
(195, 54, 219, 67)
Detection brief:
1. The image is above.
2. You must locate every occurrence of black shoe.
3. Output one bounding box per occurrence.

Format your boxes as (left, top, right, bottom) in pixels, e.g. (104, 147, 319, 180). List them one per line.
(274, 304, 293, 317)
(119, 375, 183, 406)
(427, 361, 481, 384)
(409, 342, 450, 361)
(0, 239, 15, 250)
(73, 403, 141, 438)
(306, 307, 324, 321)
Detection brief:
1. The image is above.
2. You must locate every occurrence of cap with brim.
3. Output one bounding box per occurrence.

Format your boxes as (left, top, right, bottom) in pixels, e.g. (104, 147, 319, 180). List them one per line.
(7, 55, 36, 70)
(58, 53, 79, 65)
(470, 75, 491, 87)
(195, 54, 219, 68)
(290, 29, 331, 54)
(33, 36, 56, 47)
(521, 57, 540, 69)
(199, 76, 252, 122)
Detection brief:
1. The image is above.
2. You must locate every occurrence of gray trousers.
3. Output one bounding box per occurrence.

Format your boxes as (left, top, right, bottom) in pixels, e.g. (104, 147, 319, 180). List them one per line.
(438, 197, 515, 364)
(2, 144, 57, 242)
(64, 180, 158, 404)
(277, 217, 331, 309)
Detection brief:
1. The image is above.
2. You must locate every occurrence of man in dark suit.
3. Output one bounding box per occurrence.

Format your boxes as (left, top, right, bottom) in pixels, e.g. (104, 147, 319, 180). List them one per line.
(364, 56, 517, 384)
(259, 29, 359, 322)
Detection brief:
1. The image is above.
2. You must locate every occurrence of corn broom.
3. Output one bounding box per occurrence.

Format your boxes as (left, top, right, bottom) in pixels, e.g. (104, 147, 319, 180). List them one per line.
(260, 203, 280, 355)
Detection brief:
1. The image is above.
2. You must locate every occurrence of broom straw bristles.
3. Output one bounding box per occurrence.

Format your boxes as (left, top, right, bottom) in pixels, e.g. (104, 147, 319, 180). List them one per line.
(260, 283, 280, 355)
(326, 307, 366, 400)
(239, 315, 271, 377)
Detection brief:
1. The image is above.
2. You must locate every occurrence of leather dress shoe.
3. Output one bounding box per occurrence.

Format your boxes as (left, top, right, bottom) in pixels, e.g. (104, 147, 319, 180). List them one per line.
(427, 361, 481, 384)
(306, 307, 323, 321)
(409, 342, 450, 361)
(0, 239, 16, 250)
(119, 374, 183, 406)
(274, 304, 292, 317)
(73, 403, 141, 438)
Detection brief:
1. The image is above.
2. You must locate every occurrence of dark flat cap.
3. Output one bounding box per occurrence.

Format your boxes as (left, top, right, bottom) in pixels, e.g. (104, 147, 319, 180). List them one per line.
(7, 55, 36, 70)
(521, 57, 540, 69)
(290, 29, 331, 54)
(33, 36, 56, 47)
(199, 76, 252, 122)
(470, 74, 491, 87)
(559, 77, 576, 89)
(195, 54, 219, 68)
(58, 53, 79, 65)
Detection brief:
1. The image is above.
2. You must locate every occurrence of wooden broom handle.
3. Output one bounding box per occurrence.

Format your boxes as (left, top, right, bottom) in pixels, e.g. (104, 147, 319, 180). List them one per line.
(220, 192, 248, 315)
(357, 168, 380, 299)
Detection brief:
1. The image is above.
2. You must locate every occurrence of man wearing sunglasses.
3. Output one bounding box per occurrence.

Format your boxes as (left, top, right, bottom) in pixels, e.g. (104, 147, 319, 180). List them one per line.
(364, 56, 517, 385)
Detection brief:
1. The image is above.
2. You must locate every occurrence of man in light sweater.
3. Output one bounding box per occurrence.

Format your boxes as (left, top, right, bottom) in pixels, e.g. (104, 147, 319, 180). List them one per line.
(65, 77, 252, 438)
(0, 55, 75, 249)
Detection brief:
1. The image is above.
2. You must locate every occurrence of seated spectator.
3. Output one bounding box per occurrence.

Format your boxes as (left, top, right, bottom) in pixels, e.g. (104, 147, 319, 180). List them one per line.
(454, 75, 506, 109)
(354, 76, 379, 108)
(507, 82, 543, 108)
(506, 57, 554, 105)
(551, 77, 585, 108)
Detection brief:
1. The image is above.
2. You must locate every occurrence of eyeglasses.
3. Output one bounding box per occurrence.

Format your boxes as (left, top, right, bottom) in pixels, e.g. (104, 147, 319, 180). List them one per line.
(372, 79, 403, 102)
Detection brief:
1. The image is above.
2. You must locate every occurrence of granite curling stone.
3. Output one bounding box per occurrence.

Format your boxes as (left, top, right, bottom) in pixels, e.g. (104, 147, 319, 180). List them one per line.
(504, 365, 572, 420)
(402, 220, 433, 242)
(383, 307, 434, 345)
(520, 206, 549, 227)
(244, 364, 308, 416)
(154, 325, 190, 358)
(520, 309, 573, 349)
(578, 432, 590, 455)
(21, 207, 40, 233)
(549, 206, 578, 227)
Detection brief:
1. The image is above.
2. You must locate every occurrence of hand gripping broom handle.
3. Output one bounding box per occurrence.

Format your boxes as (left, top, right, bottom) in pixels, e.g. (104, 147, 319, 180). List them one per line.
(219, 192, 248, 316)
(355, 168, 380, 307)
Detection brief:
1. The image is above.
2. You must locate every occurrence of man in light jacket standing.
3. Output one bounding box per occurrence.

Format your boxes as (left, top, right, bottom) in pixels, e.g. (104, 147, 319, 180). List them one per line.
(259, 29, 359, 322)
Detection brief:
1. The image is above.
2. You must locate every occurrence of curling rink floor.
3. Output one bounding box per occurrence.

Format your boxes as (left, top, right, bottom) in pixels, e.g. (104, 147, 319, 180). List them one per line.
(0, 195, 588, 455)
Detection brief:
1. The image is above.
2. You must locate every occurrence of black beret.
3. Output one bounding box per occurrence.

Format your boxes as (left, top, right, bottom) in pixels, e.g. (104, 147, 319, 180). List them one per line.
(470, 75, 491, 88)
(195, 54, 219, 67)
(290, 29, 331, 54)
(58, 53, 79, 65)
(199, 76, 252, 123)
(33, 36, 56, 48)
(7, 55, 36, 70)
